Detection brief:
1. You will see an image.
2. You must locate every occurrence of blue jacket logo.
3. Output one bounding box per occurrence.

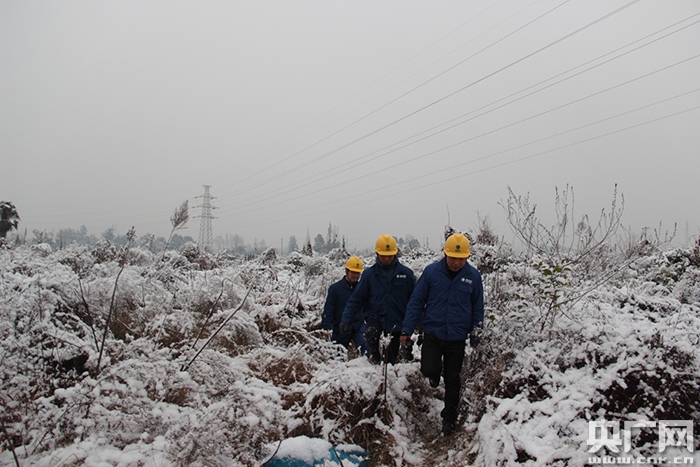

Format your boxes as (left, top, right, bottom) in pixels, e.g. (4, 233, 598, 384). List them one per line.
(461, 278, 473, 284)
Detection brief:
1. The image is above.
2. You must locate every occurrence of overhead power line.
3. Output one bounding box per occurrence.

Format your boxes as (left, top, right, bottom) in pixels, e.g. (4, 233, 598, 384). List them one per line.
(231, 103, 700, 230)
(215, 0, 597, 202)
(218, 51, 700, 217)
(211, 0, 512, 196)
(216, 14, 700, 213)
(53, 0, 647, 230)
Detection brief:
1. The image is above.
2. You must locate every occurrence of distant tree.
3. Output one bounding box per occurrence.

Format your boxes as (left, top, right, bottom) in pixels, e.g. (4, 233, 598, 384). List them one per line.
(288, 235, 298, 253)
(51, 225, 98, 249)
(213, 235, 227, 252)
(169, 234, 183, 251)
(74, 225, 96, 246)
(112, 233, 132, 247)
(139, 233, 157, 251)
(0, 201, 20, 239)
(102, 227, 116, 242)
(313, 234, 325, 253)
(253, 238, 267, 252)
(325, 223, 340, 251)
(169, 234, 194, 251)
(57, 229, 72, 249)
(32, 229, 54, 245)
(403, 235, 420, 249)
(231, 234, 245, 250)
(302, 237, 313, 256)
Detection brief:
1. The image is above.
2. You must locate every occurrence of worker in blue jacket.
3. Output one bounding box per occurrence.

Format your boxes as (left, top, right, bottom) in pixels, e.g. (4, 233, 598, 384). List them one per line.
(322, 256, 368, 356)
(341, 235, 416, 364)
(401, 233, 484, 436)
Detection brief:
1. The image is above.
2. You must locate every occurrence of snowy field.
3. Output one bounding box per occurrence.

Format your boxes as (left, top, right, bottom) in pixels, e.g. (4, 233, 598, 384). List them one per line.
(1, 231, 699, 466)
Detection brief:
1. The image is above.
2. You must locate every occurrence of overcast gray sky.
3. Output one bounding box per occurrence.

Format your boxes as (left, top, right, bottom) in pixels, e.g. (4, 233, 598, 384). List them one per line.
(2, 0, 699, 251)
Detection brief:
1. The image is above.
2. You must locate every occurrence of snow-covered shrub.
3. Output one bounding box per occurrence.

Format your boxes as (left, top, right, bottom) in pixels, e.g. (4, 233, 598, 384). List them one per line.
(54, 244, 95, 276)
(399, 247, 440, 278)
(303, 255, 328, 277)
(249, 344, 319, 387)
(469, 269, 700, 465)
(261, 246, 277, 264)
(91, 239, 119, 263)
(151, 309, 195, 348)
(286, 250, 305, 271)
(470, 242, 513, 275)
(590, 330, 700, 426)
(325, 246, 348, 264)
(179, 242, 218, 270)
(3, 230, 700, 466)
(673, 268, 700, 304)
(285, 358, 430, 466)
(692, 237, 700, 267)
(212, 311, 263, 356)
(126, 246, 152, 267)
(30, 242, 53, 257)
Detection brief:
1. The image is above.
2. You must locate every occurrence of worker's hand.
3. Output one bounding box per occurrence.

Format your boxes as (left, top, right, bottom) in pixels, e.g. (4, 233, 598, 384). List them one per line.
(415, 325, 423, 344)
(400, 334, 410, 346)
(339, 322, 350, 335)
(470, 342, 478, 348)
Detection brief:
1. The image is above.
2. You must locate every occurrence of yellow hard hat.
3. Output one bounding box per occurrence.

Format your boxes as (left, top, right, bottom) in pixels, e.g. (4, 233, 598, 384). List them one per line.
(375, 235, 398, 256)
(444, 233, 471, 258)
(345, 256, 364, 273)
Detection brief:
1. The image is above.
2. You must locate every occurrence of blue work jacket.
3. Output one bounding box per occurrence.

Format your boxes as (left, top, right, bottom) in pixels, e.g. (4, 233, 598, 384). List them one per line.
(402, 257, 484, 343)
(341, 258, 416, 332)
(322, 277, 363, 333)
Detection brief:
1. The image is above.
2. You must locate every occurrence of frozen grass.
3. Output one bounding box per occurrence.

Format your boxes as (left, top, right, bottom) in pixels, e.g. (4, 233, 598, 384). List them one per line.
(1, 240, 699, 466)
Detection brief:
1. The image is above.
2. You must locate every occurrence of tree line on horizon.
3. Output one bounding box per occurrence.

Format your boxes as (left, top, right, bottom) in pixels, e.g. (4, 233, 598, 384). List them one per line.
(0, 202, 425, 257)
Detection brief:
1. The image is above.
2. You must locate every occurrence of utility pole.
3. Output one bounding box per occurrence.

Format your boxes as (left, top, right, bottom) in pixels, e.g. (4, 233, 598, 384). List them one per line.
(194, 185, 217, 253)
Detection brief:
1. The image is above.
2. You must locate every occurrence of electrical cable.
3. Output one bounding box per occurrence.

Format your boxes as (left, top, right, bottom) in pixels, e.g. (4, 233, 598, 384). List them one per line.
(218, 52, 700, 216)
(36, 0, 643, 229)
(229, 102, 700, 229)
(216, 15, 700, 212)
(210, 0, 511, 196)
(25, 2, 695, 237)
(214, 0, 579, 201)
(219, 0, 640, 201)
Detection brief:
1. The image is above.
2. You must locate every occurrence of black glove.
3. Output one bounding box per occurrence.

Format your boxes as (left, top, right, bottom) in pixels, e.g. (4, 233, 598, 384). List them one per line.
(339, 322, 351, 335)
(400, 337, 414, 361)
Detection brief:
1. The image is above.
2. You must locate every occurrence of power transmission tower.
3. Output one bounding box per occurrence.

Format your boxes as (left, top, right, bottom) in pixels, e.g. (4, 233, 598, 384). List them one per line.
(194, 185, 217, 253)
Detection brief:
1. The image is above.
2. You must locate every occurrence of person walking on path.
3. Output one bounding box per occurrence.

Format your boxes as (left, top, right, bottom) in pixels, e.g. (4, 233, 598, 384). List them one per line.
(341, 235, 416, 365)
(400, 233, 484, 436)
(322, 256, 368, 356)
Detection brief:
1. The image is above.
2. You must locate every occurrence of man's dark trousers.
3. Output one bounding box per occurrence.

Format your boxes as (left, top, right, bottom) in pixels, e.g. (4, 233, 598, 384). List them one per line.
(420, 333, 466, 423)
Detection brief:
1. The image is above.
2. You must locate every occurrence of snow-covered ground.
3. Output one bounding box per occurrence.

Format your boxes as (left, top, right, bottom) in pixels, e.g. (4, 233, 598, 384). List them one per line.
(1, 237, 699, 466)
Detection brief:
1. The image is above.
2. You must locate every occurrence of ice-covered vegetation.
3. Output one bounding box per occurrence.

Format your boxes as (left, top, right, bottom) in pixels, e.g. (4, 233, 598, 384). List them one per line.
(1, 213, 700, 465)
